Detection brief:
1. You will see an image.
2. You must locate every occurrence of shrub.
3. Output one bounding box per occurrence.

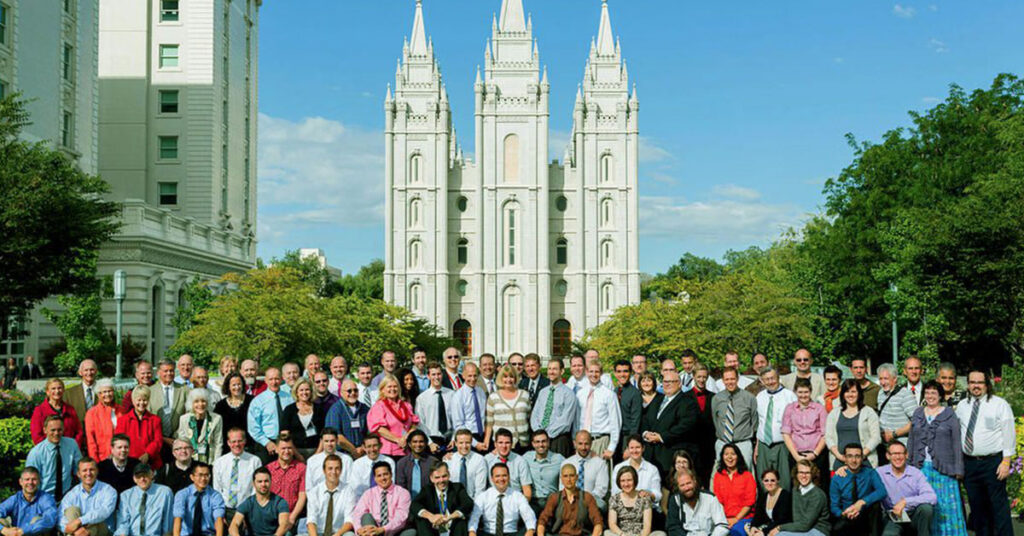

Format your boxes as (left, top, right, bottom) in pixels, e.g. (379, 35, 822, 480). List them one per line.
(0, 417, 32, 494)
(0, 389, 37, 419)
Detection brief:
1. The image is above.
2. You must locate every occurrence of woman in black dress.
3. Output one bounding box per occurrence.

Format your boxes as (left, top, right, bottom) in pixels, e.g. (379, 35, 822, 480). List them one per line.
(212, 372, 252, 454)
(281, 377, 326, 459)
(746, 469, 792, 536)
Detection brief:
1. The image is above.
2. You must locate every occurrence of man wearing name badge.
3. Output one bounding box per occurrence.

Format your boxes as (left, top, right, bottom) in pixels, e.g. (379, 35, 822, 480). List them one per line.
(325, 379, 370, 459)
(151, 360, 190, 464)
(416, 363, 456, 454)
(212, 428, 262, 520)
(522, 430, 566, 515)
(709, 352, 753, 394)
(956, 369, 1016, 536)
(305, 429, 354, 491)
(65, 360, 100, 435)
(0, 467, 58, 536)
(450, 363, 489, 449)
(479, 354, 498, 395)
(469, 464, 537, 536)
(115, 463, 174, 536)
(530, 360, 577, 459)
(25, 416, 82, 503)
(902, 357, 924, 406)
(753, 367, 797, 491)
(561, 432, 610, 512)
(327, 356, 350, 398)
(877, 442, 936, 536)
(247, 368, 294, 465)
(518, 354, 550, 409)
(446, 429, 489, 498)
(395, 431, 438, 499)
(485, 430, 534, 501)
(409, 462, 474, 536)
(60, 457, 118, 536)
(306, 455, 357, 536)
(709, 368, 758, 471)
(641, 371, 699, 481)
(228, 468, 289, 536)
(780, 349, 826, 402)
(172, 463, 225, 536)
(347, 435, 396, 499)
(411, 348, 431, 393)
(350, 462, 411, 536)
(441, 348, 464, 392)
(574, 363, 621, 462)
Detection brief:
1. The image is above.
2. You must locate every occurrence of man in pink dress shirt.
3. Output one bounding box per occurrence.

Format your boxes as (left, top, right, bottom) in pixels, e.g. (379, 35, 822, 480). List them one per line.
(350, 462, 412, 536)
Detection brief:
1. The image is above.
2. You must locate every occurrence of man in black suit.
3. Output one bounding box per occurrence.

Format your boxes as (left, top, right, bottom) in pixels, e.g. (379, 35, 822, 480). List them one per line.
(614, 359, 643, 459)
(19, 355, 43, 380)
(517, 353, 550, 407)
(641, 370, 699, 480)
(408, 460, 474, 536)
(395, 430, 438, 497)
(690, 362, 716, 486)
(441, 347, 464, 391)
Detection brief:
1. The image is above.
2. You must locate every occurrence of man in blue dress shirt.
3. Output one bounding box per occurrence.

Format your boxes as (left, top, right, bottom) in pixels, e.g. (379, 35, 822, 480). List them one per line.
(60, 457, 118, 536)
(172, 463, 226, 536)
(247, 368, 294, 464)
(25, 416, 81, 502)
(0, 467, 58, 536)
(831, 444, 887, 536)
(115, 463, 174, 536)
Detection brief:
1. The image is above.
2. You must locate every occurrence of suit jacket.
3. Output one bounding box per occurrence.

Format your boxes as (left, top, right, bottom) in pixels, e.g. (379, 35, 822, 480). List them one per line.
(149, 381, 189, 437)
(642, 390, 699, 478)
(409, 482, 474, 536)
(441, 371, 464, 391)
(19, 363, 42, 380)
(617, 382, 644, 439)
(64, 382, 94, 430)
(395, 453, 438, 496)
(518, 375, 551, 406)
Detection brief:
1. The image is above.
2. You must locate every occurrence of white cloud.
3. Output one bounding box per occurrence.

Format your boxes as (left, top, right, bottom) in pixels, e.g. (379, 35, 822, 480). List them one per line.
(928, 4, 938, 11)
(638, 193, 801, 244)
(639, 136, 673, 164)
(922, 96, 943, 104)
(711, 184, 762, 201)
(258, 114, 385, 234)
(549, 129, 571, 161)
(833, 57, 845, 64)
(893, 4, 917, 18)
(929, 38, 948, 53)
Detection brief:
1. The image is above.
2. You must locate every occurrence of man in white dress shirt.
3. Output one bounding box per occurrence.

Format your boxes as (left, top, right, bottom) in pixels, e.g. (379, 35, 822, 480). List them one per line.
(563, 356, 588, 396)
(447, 429, 489, 497)
(306, 454, 356, 536)
(574, 363, 621, 460)
(902, 356, 924, 405)
(479, 354, 498, 395)
(485, 430, 534, 502)
(469, 464, 537, 536)
(753, 367, 798, 491)
(213, 428, 263, 517)
(304, 428, 353, 492)
(561, 431, 610, 512)
(610, 435, 662, 507)
(346, 434, 395, 498)
(415, 362, 455, 453)
(450, 364, 489, 448)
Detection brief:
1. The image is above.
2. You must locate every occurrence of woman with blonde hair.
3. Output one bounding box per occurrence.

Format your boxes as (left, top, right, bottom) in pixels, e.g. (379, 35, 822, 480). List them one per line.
(367, 373, 420, 457)
(30, 378, 83, 446)
(484, 364, 532, 452)
(85, 378, 124, 460)
(282, 377, 326, 458)
(175, 388, 222, 463)
(115, 384, 163, 468)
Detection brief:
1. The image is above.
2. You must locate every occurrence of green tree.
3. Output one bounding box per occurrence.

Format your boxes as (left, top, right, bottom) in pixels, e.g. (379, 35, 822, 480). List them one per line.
(0, 95, 120, 320)
(336, 259, 385, 300)
(170, 278, 218, 367)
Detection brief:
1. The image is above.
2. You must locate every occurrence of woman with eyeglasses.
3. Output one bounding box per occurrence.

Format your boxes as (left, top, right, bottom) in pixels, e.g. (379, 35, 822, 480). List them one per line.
(746, 469, 792, 536)
(772, 460, 830, 536)
(907, 380, 967, 536)
(825, 378, 881, 469)
(213, 371, 252, 454)
(662, 449, 698, 513)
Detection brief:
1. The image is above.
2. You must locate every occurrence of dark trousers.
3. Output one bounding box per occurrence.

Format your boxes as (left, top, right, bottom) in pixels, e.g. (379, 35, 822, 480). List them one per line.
(833, 508, 878, 536)
(548, 432, 573, 459)
(964, 454, 1014, 536)
(477, 529, 526, 536)
(251, 441, 275, 465)
(882, 504, 933, 536)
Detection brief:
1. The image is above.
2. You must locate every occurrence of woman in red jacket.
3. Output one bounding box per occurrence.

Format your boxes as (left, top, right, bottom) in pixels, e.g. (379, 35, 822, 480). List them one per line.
(114, 384, 164, 468)
(30, 378, 83, 446)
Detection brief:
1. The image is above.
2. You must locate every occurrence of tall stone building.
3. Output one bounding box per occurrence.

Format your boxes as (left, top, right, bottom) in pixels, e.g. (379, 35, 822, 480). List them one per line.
(384, 0, 640, 358)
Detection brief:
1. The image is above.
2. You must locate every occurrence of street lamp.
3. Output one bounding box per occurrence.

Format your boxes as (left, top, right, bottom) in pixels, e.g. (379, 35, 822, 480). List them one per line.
(890, 282, 899, 366)
(114, 270, 126, 379)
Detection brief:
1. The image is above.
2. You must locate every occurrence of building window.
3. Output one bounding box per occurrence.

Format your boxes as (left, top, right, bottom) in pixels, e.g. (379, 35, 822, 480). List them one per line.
(503, 203, 518, 266)
(159, 45, 179, 68)
(62, 44, 74, 81)
(601, 154, 613, 183)
(159, 90, 179, 114)
(0, 80, 6, 100)
(409, 154, 423, 184)
(601, 283, 614, 312)
(601, 240, 613, 268)
(555, 279, 568, 297)
(555, 195, 567, 212)
(0, 4, 8, 46)
(453, 319, 472, 357)
(409, 284, 422, 312)
(457, 238, 468, 265)
(503, 286, 521, 355)
(456, 279, 468, 297)
(503, 134, 519, 183)
(556, 238, 568, 265)
(151, 285, 164, 360)
(158, 136, 178, 160)
(0, 315, 27, 360)
(409, 240, 421, 268)
(64, 0, 73, 13)
(61, 112, 73, 148)
(456, 196, 468, 213)
(158, 182, 178, 205)
(552, 319, 572, 357)
(601, 198, 613, 227)
(160, 0, 180, 22)
(409, 199, 422, 228)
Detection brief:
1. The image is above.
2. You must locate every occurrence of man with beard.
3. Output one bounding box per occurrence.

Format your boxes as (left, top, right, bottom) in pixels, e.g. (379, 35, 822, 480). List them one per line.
(239, 360, 266, 398)
(666, 469, 728, 536)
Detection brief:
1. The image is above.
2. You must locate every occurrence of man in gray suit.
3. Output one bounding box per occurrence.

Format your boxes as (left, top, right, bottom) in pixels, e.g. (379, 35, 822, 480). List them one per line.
(614, 359, 643, 460)
(149, 359, 189, 460)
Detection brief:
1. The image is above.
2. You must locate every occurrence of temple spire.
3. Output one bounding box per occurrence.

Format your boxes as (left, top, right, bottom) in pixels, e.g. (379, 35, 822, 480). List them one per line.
(499, 0, 526, 32)
(409, 0, 428, 55)
(596, 0, 615, 56)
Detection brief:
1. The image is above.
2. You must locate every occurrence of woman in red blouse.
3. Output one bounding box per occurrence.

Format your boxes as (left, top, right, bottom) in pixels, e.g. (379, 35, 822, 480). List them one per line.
(30, 378, 83, 446)
(713, 442, 757, 536)
(114, 384, 164, 468)
(366, 374, 420, 458)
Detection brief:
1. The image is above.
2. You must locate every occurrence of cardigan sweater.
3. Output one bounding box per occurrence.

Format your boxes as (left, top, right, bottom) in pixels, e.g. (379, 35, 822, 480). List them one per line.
(825, 406, 881, 468)
(777, 485, 830, 535)
(907, 406, 964, 478)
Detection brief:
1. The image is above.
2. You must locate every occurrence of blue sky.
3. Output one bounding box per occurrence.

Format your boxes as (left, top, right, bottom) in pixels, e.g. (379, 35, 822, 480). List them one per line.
(255, 1, 1024, 275)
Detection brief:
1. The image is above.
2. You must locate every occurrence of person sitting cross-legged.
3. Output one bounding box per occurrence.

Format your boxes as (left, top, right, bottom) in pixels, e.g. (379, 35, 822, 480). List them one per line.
(409, 461, 474, 536)
(877, 442, 936, 536)
(172, 462, 226, 536)
(830, 443, 886, 536)
(468, 463, 537, 536)
(60, 457, 118, 536)
(114, 463, 174, 536)
(350, 461, 410, 536)
(536, 463, 603, 536)
(228, 467, 290, 536)
(665, 468, 728, 536)
(306, 454, 357, 536)
(769, 459, 831, 536)
(0, 467, 58, 536)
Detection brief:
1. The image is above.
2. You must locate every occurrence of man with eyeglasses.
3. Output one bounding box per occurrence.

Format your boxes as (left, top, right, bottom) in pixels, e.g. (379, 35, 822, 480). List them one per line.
(324, 379, 371, 458)
(157, 440, 196, 494)
(781, 349, 826, 401)
(642, 370, 699, 480)
(830, 444, 886, 536)
(877, 442, 936, 536)
(441, 348, 464, 391)
(507, 354, 525, 374)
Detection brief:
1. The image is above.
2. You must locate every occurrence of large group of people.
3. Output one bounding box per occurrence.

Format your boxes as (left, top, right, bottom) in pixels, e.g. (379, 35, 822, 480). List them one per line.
(1, 349, 1017, 536)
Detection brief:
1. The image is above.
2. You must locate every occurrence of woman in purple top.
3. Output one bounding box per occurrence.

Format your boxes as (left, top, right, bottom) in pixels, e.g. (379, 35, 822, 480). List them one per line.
(908, 380, 966, 536)
(781, 378, 830, 492)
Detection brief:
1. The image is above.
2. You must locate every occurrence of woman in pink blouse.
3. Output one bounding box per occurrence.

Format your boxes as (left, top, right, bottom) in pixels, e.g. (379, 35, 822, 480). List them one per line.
(781, 377, 829, 490)
(366, 373, 420, 457)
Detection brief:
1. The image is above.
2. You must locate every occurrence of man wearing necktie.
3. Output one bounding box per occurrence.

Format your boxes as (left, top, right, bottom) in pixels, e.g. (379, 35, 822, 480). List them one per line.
(350, 463, 411, 536)
(640, 371, 699, 480)
(449, 364, 489, 448)
(25, 416, 81, 503)
(517, 355, 549, 408)
(415, 363, 455, 453)
(396, 431, 437, 499)
(467, 464, 537, 536)
(246, 368, 294, 464)
(829, 445, 886, 536)
(172, 463, 225, 536)
(529, 360, 577, 460)
(753, 367, 798, 491)
(116, 463, 174, 536)
(410, 462, 474, 536)
(65, 360, 99, 435)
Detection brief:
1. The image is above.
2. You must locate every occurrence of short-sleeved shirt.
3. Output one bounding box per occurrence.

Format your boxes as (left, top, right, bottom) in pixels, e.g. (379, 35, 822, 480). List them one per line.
(236, 494, 289, 536)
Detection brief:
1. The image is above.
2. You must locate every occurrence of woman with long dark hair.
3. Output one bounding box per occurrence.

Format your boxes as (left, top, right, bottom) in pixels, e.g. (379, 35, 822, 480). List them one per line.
(713, 443, 757, 536)
(825, 378, 881, 469)
(213, 371, 252, 454)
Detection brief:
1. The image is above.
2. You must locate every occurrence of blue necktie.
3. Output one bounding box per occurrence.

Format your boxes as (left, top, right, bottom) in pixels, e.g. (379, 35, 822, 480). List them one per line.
(412, 459, 421, 495)
(578, 459, 585, 489)
(472, 389, 483, 434)
(460, 456, 468, 487)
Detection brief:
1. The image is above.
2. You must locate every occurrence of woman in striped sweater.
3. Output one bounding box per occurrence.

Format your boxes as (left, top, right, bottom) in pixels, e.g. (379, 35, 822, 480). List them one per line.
(483, 364, 532, 452)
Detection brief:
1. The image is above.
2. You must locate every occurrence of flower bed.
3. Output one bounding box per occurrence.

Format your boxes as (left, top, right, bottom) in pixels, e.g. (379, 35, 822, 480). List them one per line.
(1010, 417, 1024, 518)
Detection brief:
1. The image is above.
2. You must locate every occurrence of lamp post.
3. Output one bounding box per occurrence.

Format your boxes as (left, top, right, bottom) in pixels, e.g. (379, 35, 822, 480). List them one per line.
(890, 282, 899, 366)
(114, 270, 126, 379)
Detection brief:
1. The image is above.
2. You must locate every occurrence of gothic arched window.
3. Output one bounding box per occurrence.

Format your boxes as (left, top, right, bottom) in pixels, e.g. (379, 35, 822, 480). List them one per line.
(556, 238, 568, 265)
(409, 198, 422, 228)
(457, 238, 469, 265)
(601, 283, 614, 312)
(601, 239, 613, 268)
(410, 154, 423, 184)
(552, 319, 572, 356)
(409, 283, 422, 312)
(600, 154, 613, 183)
(409, 240, 422, 268)
(600, 198, 613, 228)
(453, 319, 472, 357)
(504, 134, 519, 183)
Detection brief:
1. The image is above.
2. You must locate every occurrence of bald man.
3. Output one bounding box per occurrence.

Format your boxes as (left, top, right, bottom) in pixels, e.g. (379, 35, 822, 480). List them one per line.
(780, 349, 825, 400)
(641, 371, 700, 479)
